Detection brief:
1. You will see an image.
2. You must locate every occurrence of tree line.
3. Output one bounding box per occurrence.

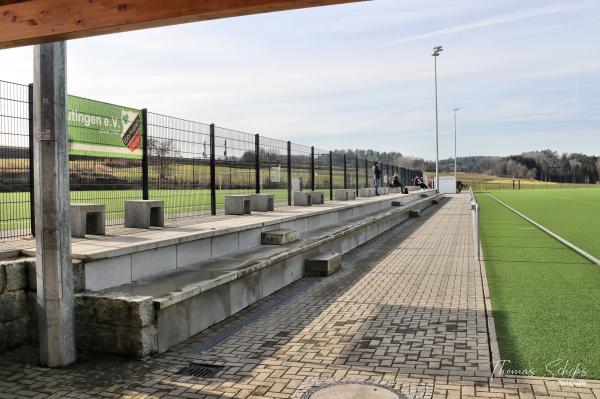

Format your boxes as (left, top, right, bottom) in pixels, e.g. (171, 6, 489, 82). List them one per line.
(438, 150, 600, 184)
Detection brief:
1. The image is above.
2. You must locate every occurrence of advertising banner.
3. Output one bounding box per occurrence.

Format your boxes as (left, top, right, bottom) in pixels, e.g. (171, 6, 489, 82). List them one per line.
(67, 95, 143, 159)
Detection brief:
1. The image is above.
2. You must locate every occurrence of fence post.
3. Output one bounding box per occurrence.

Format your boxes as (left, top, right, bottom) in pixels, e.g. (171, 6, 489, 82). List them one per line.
(329, 151, 333, 200)
(355, 156, 359, 196)
(343, 154, 347, 189)
(210, 124, 216, 215)
(255, 134, 260, 193)
(287, 141, 292, 206)
(386, 163, 389, 184)
(364, 158, 368, 188)
(310, 146, 315, 191)
(141, 108, 149, 200)
(28, 83, 35, 236)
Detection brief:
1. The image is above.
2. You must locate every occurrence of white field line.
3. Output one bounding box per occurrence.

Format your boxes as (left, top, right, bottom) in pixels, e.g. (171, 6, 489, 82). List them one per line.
(486, 192, 600, 266)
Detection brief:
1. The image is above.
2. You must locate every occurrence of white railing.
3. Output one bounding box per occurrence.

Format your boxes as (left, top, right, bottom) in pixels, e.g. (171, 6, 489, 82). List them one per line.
(469, 186, 481, 261)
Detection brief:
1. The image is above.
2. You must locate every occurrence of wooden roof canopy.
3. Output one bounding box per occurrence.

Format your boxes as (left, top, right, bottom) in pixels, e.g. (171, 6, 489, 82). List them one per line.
(0, 0, 365, 49)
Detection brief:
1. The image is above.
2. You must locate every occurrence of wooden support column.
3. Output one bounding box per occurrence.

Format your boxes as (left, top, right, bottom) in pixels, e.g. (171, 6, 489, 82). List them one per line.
(33, 41, 76, 367)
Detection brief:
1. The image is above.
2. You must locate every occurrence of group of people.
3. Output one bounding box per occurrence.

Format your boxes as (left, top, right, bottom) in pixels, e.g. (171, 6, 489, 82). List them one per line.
(371, 161, 429, 195)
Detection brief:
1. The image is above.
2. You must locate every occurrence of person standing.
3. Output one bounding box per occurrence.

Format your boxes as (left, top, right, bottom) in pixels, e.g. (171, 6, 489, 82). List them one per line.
(372, 161, 381, 196)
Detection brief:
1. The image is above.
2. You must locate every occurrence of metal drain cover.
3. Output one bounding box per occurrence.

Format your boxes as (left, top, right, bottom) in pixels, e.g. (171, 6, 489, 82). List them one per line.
(302, 382, 404, 399)
(176, 363, 223, 378)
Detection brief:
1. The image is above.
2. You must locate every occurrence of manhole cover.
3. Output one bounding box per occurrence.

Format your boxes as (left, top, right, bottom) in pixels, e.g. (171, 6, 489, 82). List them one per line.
(302, 382, 405, 399)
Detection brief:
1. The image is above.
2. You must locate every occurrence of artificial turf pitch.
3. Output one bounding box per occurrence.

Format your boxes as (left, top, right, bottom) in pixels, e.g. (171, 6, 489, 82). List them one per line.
(478, 189, 600, 380)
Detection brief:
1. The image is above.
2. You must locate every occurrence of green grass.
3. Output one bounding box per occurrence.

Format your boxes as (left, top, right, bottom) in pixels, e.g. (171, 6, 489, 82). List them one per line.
(478, 192, 600, 379)
(489, 188, 600, 260)
(0, 188, 293, 232)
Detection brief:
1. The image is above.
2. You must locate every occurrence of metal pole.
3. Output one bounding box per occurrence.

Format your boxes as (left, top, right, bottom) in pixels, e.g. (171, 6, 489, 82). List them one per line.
(364, 158, 368, 188)
(28, 83, 35, 236)
(329, 151, 333, 201)
(343, 154, 347, 189)
(210, 124, 216, 215)
(141, 108, 149, 200)
(355, 156, 359, 196)
(453, 108, 458, 179)
(33, 41, 76, 367)
(310, 146, 315, 191)
(287, 141, 292, 206)
(255, 134, 260, 193)
(434, 54, 439, 191)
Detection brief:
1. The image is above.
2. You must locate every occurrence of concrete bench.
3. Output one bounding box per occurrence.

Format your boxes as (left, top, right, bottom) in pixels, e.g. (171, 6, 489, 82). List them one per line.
(308, 191, 324, 205)
(261, 229, 299, 245)
(334, 189, 356, 201)
(409, 209, 421, 218)
(305, 253, 341, 277)
(388, 187, 401, 194)
(358, 187, 375, 197)
(250, 194, 274, 212)
(379, 187, 389, 195)
(294, 191, 324, 206)
(124, 200, 164, 229)
(293, 191, 312, 206)
(225, 195, 252, 215)
(70, 204, 105, 238)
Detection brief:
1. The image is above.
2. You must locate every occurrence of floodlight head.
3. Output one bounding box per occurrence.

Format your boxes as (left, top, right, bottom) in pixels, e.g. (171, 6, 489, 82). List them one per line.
(454, 107, 460, 111)
(432, 45, 443, 56)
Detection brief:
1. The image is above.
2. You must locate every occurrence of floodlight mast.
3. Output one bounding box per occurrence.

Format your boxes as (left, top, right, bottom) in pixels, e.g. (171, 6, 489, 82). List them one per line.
(454, 107, 460, 178)
(432, 45, 443, 191)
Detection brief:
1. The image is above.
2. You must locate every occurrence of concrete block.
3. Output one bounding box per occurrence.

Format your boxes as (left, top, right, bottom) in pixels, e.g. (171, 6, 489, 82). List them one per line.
(379, 187, 389, 195)
(293, 191, 312, 206)
(238, 228, 262, 251)
(334, 189, 356, 201)
(261, 229, 299, 245)
(308, 191, 325, 205)
(229, 271, 260, 315)
(0, 291, 27, 323)
(409, 209, 421, 218)
(224, 195, 251, 215)
(188, 284, 231, 336)
(132, 246, 177, 281)
(157, 301, 189, 353)
(75, 294, 155, 328)
(176, 238, 211, 268)
(3, 261, 26, 292)
(124, 200, 164, 228)
(84, 255, 132, 291)
(70, 204, 106, 238)
(0, 266, 5, 294)
(358, 188, 370, 197)
(305, 253, 341, 277)
(0, 318, 28, 350)
(212, 233, 239, 258)
(250, 194, 274, 212)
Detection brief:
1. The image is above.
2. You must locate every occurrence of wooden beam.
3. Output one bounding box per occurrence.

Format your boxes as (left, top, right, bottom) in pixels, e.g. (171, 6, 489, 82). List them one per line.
(0, 0, 365, 49)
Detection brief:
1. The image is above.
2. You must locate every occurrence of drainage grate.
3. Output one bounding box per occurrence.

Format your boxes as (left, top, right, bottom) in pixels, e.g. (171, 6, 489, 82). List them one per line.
(176, 363, 224, 378)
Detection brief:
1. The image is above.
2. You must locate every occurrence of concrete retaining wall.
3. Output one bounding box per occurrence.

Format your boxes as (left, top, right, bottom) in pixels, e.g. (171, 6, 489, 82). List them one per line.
(0, 259, 36, 352)
(0, 258, 84, 353)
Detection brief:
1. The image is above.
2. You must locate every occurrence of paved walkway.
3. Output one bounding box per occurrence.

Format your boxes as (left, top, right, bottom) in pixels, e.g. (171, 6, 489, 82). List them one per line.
(1, 195, 599, 398)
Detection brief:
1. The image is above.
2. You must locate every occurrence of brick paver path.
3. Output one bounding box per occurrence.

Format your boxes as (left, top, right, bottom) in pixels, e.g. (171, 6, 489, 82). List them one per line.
(1, 195, 599, 398)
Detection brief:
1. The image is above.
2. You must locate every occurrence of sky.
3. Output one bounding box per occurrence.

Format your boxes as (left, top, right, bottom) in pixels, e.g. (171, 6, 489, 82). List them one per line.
(1, 0, 599, 160)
